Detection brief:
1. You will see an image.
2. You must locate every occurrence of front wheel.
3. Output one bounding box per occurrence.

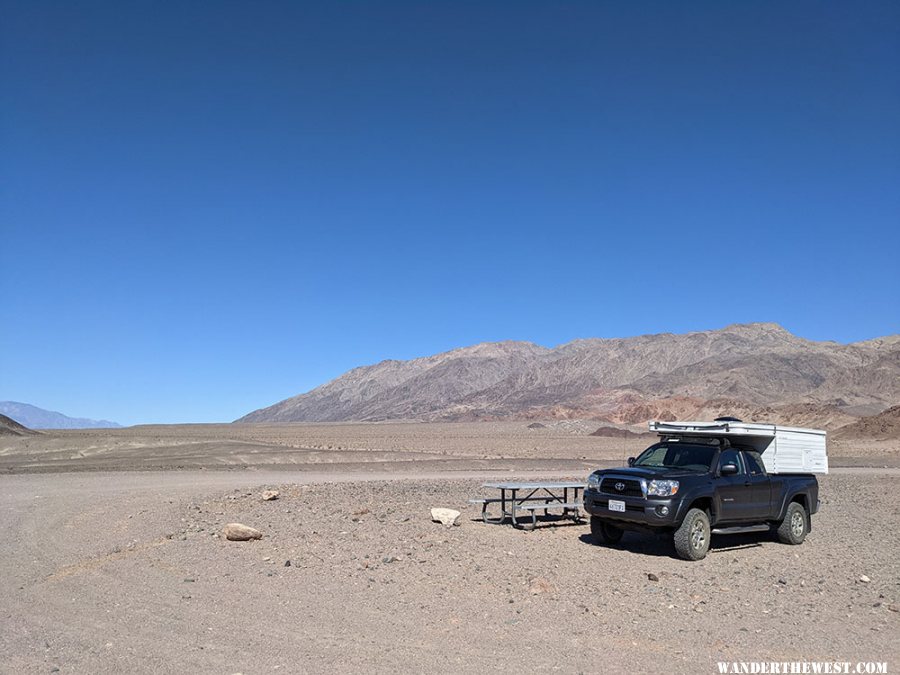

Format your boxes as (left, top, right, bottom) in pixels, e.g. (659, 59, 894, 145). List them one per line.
(590, 517, 623, 544)
(776, 502, 808, 545)
(673, 508, 710, 561)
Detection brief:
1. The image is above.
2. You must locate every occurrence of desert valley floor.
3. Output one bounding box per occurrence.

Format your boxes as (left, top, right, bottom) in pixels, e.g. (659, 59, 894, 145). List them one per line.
(1, 422, 898, 673)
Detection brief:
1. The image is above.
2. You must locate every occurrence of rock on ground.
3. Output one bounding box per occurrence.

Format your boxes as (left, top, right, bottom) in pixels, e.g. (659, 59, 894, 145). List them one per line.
(528, 577, 555, 595)
(261, 490, 279, 501)
(431, 508, 460, 527)
(222, 523, 263, 541)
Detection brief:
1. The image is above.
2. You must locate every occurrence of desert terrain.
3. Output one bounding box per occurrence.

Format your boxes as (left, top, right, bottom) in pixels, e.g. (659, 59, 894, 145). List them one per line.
(1, 422, 898, 673)
(3, 419, 899, 474)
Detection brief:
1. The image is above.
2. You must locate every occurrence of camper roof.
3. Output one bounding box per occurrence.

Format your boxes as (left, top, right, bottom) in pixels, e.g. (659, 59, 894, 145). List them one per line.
(648, 420, 824, 438)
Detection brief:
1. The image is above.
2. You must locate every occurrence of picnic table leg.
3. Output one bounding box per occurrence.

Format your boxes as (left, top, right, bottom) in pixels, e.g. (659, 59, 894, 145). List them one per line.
(482, 489, 507, 524)
(511, 491, 538, 531)
(481, 501, 505, 525)
(572, 488, 583, 522)
(512, 506, 537, 530)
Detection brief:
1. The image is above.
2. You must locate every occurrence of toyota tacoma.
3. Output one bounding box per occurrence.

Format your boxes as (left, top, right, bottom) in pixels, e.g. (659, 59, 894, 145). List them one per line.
(584, 436, 820, 560)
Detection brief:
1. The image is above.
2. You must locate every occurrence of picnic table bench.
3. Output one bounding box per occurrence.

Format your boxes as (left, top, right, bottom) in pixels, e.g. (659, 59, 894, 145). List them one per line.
(469, 481, 585, 530)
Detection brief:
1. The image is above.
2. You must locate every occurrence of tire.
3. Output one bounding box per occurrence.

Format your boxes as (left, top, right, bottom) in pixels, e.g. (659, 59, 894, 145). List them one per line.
(776, 502, 808, 545)
(673, 508, 711, 561)
(590, 516, 624, 544)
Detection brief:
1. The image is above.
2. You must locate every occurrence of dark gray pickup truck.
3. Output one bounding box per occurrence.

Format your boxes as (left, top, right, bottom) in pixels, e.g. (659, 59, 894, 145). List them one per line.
(584, 437, 820, 560)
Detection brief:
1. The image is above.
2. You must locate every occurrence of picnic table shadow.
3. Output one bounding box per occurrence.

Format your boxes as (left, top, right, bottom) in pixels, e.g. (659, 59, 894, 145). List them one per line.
(468, 512, 588, 530)
(577, 531, 767, 558)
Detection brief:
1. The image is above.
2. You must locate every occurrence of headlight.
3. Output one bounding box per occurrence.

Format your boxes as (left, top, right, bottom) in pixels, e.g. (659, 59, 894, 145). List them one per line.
(587, 473, 601, 489)
(647, 479, 679, 497)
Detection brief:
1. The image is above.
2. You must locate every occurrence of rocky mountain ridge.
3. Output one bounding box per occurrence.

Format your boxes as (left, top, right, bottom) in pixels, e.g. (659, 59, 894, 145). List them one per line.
(237, 323, 900, 428)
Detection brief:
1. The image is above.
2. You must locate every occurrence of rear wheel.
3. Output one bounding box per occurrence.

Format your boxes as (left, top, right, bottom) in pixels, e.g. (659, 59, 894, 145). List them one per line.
(590, 516, 623, 544)
(673, 508, 710, 561)
(776, 502, 808, 545)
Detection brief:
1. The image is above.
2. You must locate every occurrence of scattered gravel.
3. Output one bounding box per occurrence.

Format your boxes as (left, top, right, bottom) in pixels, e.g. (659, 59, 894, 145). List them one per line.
(1, 468, 898, 673)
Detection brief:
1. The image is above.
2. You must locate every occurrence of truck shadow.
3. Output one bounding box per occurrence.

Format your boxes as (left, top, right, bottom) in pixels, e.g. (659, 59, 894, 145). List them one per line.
(578, 532, 767, 558)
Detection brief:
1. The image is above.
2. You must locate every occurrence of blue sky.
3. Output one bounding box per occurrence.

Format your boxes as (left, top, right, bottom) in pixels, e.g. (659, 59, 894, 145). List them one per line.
(1, 2, 898, 425)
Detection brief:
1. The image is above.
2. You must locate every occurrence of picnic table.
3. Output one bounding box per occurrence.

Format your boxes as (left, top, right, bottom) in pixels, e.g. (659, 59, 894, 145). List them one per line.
(469, 481, 585, 530)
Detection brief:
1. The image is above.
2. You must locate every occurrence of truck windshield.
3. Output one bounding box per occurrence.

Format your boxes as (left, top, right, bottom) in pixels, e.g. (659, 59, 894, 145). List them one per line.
(633, 443, 717, 472)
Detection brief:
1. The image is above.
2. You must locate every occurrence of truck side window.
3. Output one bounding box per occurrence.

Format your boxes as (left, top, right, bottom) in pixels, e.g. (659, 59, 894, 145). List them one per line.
(718, 449, 744, 475)
(744, 451, 767, 476)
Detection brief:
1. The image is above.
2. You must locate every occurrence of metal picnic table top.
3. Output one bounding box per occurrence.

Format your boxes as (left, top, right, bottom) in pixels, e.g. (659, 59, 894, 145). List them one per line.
(481, 481, 585, 490)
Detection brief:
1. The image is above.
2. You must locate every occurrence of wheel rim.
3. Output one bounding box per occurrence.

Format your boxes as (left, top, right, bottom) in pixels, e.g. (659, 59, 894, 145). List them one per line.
(691, 519, 706, 550)
(791, 510, 804, 537)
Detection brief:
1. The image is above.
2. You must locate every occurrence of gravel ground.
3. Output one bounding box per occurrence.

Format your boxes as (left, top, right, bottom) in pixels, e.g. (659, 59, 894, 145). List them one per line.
(1, 469, 898, 674)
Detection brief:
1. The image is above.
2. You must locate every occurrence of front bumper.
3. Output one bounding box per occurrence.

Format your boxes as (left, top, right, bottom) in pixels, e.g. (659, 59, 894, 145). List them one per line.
(584, 489, 679, 528)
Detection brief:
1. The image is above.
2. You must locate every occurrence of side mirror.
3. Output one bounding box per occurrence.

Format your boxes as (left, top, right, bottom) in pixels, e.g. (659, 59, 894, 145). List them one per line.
(627, 457, 635, 467)
(721, 463, 739, 476)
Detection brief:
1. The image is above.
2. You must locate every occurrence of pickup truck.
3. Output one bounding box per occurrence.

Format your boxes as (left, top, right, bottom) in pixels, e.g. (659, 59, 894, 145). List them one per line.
(583, 437, 820, 560)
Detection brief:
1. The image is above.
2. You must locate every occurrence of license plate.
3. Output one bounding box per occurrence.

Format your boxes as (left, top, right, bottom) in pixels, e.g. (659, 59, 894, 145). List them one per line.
(608, 499, 625, 513)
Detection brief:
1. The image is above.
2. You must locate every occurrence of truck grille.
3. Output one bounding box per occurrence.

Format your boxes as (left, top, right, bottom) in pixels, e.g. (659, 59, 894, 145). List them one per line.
(599, 477, 643, 497)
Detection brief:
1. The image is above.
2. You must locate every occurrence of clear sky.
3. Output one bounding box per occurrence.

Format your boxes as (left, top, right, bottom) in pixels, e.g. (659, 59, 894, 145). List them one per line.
(1, 2, 898, 425)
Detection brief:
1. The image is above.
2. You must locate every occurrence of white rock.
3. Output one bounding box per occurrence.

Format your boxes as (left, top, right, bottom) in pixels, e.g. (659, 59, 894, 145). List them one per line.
(261, 490, 279, 501)
(222, 523, 263, 541)
(859, 575, 871, 583)
(431, 508, 461, 527)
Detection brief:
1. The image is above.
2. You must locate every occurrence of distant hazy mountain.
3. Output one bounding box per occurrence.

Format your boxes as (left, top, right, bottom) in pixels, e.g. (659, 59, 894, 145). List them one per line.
(236, 323, 900, 427)
(0, 402, 122, 430)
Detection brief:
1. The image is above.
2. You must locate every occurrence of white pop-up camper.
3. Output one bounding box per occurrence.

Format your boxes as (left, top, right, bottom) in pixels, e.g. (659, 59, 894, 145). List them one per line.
(648, 419, 828, 475)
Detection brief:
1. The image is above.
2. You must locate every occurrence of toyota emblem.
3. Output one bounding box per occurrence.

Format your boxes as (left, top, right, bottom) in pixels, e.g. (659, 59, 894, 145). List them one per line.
(615, 482, 625, 491)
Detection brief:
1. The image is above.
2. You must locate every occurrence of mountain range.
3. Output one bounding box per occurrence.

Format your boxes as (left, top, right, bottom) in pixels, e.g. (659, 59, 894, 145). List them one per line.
(0, 402, 122, 430)
(237, 323, 900, 428)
